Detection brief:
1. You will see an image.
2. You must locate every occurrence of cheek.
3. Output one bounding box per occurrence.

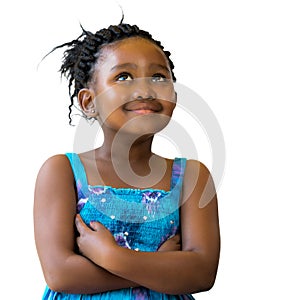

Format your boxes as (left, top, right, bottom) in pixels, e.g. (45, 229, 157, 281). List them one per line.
(95, 87, 126, 122)
(161, 97, 176, 117)
(158, 87, 176, 101)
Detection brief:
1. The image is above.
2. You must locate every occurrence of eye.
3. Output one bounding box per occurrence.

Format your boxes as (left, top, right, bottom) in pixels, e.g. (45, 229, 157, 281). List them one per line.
(116, 73, 133, 82)
(151, 73, 167, 82)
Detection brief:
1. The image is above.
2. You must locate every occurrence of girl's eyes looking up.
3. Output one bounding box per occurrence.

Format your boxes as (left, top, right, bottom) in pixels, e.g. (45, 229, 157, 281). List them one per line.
(115, 73, 167, 82)
(116, 73, 133, 81)
(152, 74, 167, 82)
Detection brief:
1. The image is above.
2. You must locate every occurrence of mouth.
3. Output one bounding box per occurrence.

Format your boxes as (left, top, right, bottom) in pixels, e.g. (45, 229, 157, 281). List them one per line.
(129, 109, 156, 115)
(123, 100, 163, 115)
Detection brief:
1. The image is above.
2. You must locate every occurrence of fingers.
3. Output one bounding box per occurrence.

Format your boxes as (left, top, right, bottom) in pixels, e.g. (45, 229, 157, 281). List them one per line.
(89, 220, 106, 231)
(157, 233, 181, 252)
(75, 214, 88, 235)
(75, 214, 104, 233)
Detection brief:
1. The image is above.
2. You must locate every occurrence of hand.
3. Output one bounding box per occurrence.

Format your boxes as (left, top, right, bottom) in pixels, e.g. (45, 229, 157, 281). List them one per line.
(157, 234, 181, 252)
(75, 214, 117, 267)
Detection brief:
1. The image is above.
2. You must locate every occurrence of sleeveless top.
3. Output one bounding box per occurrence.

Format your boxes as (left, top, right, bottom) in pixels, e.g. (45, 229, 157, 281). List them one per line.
(42, 153, 195, 300)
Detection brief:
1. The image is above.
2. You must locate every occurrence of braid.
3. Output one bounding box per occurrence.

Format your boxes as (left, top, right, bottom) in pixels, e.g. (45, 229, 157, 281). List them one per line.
(46, 23, 176, 124)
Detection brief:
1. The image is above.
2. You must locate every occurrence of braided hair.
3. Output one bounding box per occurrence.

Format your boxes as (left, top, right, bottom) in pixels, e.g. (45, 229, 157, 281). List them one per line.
(46, 23, 176, 124)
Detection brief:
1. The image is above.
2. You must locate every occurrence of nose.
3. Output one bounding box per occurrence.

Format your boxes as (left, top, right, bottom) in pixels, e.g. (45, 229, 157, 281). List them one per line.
(132, 78, 157, 100)
(136, 95, 154, 100)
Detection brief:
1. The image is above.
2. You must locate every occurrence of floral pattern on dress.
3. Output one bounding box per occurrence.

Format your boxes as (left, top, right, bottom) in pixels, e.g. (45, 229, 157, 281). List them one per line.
(77, 186, 107, 213)
(88, 185, 107, 195)
(156, 225, 179, 250)
(76, 179, 86, 200)
(142, 191, 161, 216)
(77, 198, 88, 213)
(132, 287, 149, 299)
(114, 232, 131, 249)
(76, 179, 88, 213)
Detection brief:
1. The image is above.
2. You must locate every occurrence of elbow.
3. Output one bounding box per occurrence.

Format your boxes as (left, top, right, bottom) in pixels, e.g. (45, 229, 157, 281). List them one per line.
(40, 251, 81, 293)
(188, 254, 219, 294)
(169, 271, 217, 295)
(193, 269, 218, 293)
(187, 248, 220, 293)
(43, 263, 76, 293)
(199, 275, 217, 292)
(44, 268, 68, 293)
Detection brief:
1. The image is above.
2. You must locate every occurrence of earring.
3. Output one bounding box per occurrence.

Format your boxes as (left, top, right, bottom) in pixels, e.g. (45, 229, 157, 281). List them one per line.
(91, 109, 95, 113)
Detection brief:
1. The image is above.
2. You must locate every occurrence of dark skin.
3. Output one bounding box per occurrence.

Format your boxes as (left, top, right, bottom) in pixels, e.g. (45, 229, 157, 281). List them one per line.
(34, 37, 220, 295)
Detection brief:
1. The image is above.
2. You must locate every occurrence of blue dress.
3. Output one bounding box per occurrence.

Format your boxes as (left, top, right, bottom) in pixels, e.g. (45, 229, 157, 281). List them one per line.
(42, 153, 195, 300)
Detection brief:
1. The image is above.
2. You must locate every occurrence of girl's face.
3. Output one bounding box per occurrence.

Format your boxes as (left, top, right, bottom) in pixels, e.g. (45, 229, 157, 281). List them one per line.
(82, 37, 176, 137)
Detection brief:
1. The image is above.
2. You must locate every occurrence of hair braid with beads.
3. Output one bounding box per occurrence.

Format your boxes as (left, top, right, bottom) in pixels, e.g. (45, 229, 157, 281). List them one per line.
(46, 23, 176, 124)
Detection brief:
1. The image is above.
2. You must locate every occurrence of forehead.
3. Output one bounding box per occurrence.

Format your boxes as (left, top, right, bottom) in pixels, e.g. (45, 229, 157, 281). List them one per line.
(98, 37, 169, 67)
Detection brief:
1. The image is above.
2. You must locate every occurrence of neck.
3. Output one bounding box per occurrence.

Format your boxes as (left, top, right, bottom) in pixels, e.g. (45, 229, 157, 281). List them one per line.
(93, 128, 167, 189)
(97, 130, 154, 163)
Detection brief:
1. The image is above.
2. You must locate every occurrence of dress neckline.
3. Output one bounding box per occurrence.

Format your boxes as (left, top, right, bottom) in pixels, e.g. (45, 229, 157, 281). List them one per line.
(65, 153, 186, 196)
(88, 184, 171, 194)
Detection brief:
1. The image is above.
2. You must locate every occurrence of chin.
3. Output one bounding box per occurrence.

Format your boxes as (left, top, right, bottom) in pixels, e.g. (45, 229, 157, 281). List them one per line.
(122, 114, 171, 135)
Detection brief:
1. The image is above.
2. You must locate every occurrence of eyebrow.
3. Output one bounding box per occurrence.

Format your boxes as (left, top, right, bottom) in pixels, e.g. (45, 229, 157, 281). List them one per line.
(110, 63, 170, 73)
(149, 63, 170, 73)
(110, 63, 137, 72)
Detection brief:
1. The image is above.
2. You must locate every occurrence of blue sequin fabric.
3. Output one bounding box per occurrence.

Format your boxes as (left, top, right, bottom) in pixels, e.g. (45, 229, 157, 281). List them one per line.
(42, 153, 194, 300)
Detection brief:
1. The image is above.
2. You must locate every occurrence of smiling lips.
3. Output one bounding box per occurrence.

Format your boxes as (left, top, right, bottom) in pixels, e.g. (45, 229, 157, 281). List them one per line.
(124, 101, 163, 115)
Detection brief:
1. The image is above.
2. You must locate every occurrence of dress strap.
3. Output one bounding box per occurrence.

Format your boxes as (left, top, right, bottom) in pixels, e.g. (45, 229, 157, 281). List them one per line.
(65, 152, 89, 199)
(170, 157, 187, 190)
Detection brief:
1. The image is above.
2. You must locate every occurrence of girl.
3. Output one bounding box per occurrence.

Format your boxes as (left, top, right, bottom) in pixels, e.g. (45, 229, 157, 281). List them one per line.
(34, 23, 220, 299)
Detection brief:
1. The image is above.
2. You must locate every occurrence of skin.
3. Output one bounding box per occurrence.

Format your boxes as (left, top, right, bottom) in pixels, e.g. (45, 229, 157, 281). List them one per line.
(34, 37, 220, 295)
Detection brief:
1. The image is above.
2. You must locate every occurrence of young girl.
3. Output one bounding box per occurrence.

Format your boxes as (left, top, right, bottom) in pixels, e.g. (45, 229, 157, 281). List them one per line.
(34, 22, 220, 299)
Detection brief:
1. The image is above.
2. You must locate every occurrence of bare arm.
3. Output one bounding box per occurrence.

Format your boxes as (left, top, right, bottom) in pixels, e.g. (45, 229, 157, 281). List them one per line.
(33, 155, 138, 294)
(75, 159, 220, 295)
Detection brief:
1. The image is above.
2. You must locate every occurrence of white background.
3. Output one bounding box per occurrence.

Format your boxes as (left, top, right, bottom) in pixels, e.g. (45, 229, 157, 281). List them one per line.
(1, 0, 300, 299)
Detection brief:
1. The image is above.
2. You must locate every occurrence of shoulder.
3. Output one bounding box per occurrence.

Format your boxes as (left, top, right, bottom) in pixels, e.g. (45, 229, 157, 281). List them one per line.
(36, 154, 74, 186)
(34, 154, 77, 213)
(185, 159, 210, 173)
(184, 159, 212, 184)
(38, 153, 72, 172)
(182, 159, 216, 208)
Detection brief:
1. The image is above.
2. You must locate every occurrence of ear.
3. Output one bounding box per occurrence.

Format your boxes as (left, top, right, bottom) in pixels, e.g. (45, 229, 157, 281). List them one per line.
(78, 88, 98, 118)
